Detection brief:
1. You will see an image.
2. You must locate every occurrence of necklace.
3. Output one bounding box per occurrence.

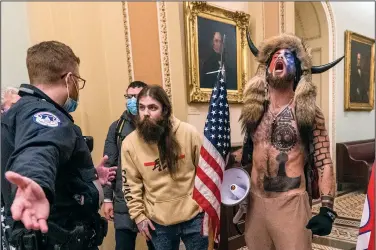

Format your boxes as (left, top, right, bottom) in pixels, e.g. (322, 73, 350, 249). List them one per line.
(268, 97, 294, 120)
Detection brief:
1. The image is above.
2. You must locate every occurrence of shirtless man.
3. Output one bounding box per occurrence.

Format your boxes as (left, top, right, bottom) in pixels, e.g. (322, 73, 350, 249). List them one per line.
(239, 33, 344, 249)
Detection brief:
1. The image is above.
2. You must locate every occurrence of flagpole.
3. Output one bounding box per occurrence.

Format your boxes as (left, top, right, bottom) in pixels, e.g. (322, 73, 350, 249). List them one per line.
(208, 220, 215, 250)
(203, 33, 227, 250)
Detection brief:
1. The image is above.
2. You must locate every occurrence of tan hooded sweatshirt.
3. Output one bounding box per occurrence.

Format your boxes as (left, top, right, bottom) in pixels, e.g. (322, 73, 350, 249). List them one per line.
(121, 117, 202, 226)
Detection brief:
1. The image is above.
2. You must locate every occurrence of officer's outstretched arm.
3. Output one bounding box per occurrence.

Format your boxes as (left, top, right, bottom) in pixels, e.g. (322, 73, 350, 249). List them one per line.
(5, 171, 50, 232)
(8, 105, 76, 204)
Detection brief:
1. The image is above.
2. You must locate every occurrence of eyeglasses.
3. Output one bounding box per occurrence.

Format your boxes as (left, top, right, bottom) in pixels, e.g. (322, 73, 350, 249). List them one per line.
(61, 73, 86, 90)
(124, 94, 138, 100)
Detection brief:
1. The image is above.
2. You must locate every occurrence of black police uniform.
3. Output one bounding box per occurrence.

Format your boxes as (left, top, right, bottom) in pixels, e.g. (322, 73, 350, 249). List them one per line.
(1, 84, 107, 250)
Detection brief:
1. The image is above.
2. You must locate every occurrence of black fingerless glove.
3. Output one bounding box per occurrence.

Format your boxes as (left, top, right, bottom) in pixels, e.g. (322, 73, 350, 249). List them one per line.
(306, 207, 337, 236)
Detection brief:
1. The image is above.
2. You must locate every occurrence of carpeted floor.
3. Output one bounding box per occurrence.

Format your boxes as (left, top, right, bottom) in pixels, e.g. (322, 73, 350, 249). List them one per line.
(235, 190, 364, 250)
(311, 190, 365, 250)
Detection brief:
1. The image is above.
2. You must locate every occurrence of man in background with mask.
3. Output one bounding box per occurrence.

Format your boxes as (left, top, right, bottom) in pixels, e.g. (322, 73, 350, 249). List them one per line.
(102, 81, 154, 250)
(1, 40, 117, 250)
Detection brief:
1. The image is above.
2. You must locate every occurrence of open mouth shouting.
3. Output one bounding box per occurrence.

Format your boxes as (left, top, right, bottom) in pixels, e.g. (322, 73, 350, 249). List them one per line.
(274, 60, 284, 74)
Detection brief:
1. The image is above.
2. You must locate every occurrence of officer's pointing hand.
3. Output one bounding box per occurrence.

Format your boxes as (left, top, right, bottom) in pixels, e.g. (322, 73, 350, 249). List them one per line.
(5, 171, 50, 233)
(96, 155, 117, 186)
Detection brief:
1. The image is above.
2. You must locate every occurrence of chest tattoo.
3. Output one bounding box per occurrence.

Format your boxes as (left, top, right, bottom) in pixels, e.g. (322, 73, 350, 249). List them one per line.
(263, 106, 301, 192)
(270, 107, 298, 152)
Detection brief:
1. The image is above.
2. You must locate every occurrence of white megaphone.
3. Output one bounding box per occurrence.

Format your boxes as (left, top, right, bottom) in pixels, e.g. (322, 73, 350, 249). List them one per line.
(220, 167, 251, 225)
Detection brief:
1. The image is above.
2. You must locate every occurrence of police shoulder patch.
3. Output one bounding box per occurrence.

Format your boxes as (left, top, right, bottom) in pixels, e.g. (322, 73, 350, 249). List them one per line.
(33, 112, 61, 127)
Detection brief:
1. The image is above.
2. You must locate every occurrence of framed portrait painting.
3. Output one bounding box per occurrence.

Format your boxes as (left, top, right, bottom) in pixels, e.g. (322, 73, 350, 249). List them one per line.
(183, 2, 250, 103)
(344, 30, 375, 111)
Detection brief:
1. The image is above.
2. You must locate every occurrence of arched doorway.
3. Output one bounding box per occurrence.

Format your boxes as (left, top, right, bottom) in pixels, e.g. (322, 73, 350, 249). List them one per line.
(295, 2, 338, 173)
(295, 2, 330, 131)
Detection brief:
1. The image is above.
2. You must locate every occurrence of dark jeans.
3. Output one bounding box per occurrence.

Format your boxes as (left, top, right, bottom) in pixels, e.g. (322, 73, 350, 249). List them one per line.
(150, 213, 208, 250)
(115, 229, 155, 250)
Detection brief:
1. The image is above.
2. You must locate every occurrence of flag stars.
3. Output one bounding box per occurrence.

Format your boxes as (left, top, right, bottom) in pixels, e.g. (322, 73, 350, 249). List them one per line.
(204, 67, 231, 158)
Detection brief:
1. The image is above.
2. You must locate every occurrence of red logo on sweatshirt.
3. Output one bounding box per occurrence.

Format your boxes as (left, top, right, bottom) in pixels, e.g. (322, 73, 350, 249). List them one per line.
(144, 155, 185, 171)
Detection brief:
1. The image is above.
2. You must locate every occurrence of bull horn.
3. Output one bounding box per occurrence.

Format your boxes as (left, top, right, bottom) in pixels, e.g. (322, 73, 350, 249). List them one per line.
(246, 26, 259, 57)
(311, 56, 344, 74)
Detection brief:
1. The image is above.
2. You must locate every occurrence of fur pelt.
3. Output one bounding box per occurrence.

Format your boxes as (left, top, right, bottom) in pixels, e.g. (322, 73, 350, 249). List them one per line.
(240, 33, 317, 132)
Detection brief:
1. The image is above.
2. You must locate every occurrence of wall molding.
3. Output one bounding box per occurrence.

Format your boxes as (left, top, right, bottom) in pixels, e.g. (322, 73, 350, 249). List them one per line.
(262, 2, 265, 38)
(295, 2, 322, 41)
(122, 2, 134, 83)
(157, 1, 172, 101)
(322, 1, 337, 173)
(279, 2, 285, 33)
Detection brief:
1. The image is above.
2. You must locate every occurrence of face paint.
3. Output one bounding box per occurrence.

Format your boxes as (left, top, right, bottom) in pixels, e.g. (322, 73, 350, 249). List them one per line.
(267, 49, 296, 77)
(266, 49, 297, 89)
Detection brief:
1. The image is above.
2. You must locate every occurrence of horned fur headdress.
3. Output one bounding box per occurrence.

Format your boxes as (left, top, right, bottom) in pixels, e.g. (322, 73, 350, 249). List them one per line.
(240, 31, 344, 133)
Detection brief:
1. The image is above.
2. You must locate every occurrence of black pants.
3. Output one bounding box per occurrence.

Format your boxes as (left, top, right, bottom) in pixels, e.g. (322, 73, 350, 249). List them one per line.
(115, 229, 155, 250)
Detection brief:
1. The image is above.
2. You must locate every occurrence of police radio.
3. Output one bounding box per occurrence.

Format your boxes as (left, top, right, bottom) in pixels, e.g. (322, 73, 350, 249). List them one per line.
(83, 136, 94, 153)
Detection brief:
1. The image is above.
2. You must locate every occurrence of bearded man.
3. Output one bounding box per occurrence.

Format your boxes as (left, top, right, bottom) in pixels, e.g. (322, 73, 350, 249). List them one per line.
(239, 33, 344, 249)
(121, 85, 208, 250)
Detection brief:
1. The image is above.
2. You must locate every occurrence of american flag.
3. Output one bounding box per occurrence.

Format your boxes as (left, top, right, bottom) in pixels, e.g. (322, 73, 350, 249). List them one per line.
(193, 65, 231, 243)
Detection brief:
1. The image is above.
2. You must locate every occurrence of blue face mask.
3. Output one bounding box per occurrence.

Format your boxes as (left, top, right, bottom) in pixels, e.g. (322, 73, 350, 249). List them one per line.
(63, 97, 78, 113)
(127, 97, 137, 115)
(63, 75, 79, 113)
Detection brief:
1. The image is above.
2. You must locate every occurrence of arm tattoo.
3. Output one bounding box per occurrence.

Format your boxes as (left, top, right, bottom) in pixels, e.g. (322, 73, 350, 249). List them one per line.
(312, 108, 335, 210)
(321, 195, 334, 209)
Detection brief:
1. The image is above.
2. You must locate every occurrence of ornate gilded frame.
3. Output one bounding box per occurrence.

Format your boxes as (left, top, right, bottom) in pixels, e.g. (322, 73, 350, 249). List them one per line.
(344, 30, 375, 111)
(183, 2, 250, 103)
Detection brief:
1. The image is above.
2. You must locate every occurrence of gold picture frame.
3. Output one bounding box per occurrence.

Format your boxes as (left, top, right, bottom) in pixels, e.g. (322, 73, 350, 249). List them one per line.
(183, 2, 250, 103)
(344, 30, 375, 111)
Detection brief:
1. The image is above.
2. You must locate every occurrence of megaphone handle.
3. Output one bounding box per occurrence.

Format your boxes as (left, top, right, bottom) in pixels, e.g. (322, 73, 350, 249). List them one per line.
(233, 204, 246, 224)
(235, 224, 244, 236)
(233, 204, 247, 235)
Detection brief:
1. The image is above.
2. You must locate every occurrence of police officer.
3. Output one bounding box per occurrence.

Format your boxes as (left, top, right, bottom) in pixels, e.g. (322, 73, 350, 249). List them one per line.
(1, 40, 117, 250)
